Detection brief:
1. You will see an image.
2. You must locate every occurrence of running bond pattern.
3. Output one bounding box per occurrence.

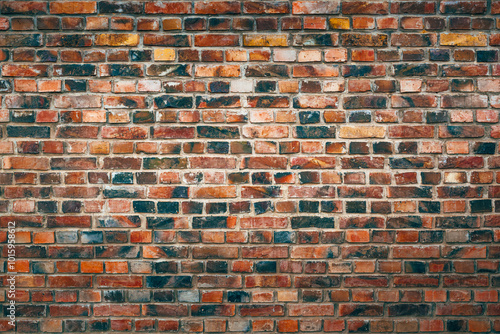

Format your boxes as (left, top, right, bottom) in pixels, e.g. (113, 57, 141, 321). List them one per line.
(0, 0, 500, 333)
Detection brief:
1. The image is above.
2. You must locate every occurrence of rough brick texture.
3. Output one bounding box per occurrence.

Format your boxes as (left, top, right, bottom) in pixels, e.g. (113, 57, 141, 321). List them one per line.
(1, 0, 500, 333)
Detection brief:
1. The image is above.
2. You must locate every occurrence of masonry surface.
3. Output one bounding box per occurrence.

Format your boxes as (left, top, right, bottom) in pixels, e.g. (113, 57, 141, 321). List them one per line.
(0, 0, 500, 333)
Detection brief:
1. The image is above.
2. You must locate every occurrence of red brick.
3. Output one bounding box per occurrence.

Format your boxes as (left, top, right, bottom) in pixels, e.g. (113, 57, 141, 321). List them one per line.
(50, 2, 96, 14)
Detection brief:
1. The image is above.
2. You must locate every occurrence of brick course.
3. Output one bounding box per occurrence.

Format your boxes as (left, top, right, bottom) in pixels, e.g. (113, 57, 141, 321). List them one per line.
(1, 0, 500, 332)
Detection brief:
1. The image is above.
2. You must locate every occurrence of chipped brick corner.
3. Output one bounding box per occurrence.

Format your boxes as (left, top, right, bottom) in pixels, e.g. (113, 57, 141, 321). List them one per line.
(1, 0, 500, 333)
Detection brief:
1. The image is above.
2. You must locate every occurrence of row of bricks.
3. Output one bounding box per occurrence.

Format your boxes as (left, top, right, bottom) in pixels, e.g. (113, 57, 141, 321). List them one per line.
(1, 273, 499, 288)
(4, 77, 500, 95)
(3, 228, 499, 244)
(29, 130, 500, 150)
(2, 124, 500, 139)
(1, 110, 499, 124)
(1, 197, 417, 215)
(2, 94, 500, 111)
(1, 215, 496, 229)
(2, 197, 500, 217)
(2, 155, 500, 170)
(1, 183, 499, 198)
(2, 261, 499, 278)
(0, 175, 499, 188)
(1, 318, 500, 334)
(1, 184, 500, 200)
(2, 245, 499, 259)
(2, 32, 500, 48)
(3, 48, 499, 64)
(1, 301, 500, 317)
(1, 185, 500, 200)
(0, 239, 447, 264)
(4, 270, 500, 286)
(2, 199, 499, 215)
(3, 15, 500, 32)
(2, 170, 499, 185)
(4, 79, 495, 99)
(2, 140, 500, 156)
(4, 63, 500, 79)
(2, 290, 500, 307)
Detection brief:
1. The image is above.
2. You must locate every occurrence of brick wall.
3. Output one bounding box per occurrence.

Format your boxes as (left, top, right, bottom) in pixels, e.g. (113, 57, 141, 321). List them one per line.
(1, 0, 500, 332)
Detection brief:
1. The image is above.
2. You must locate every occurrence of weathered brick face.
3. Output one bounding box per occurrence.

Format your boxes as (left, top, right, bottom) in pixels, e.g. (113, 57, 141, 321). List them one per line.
(0, 0, 500, 332)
